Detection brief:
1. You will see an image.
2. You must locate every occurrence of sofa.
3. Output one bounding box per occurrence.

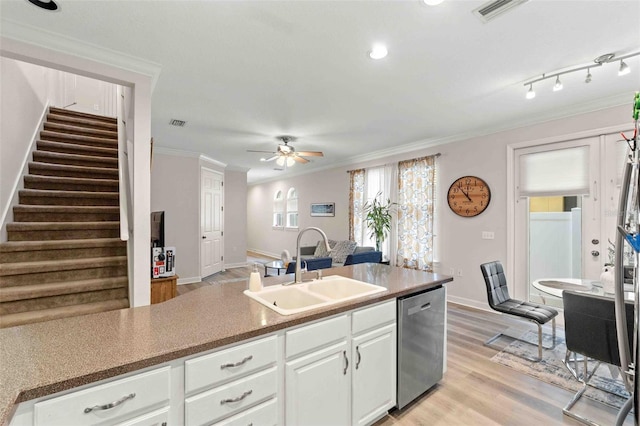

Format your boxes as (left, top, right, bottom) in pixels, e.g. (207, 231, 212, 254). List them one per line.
(298, 240, 383, 268)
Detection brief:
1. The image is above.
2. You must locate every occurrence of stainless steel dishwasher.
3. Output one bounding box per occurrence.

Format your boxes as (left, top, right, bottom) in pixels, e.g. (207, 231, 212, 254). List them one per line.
(397, 285, 445, 409)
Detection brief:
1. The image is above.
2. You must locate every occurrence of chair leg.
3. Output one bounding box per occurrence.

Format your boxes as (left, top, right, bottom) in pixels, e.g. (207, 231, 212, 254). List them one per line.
(484, 319, 554, 362)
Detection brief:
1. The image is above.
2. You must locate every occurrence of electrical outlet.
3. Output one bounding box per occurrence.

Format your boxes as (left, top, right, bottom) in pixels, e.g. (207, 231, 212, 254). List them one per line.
(457, 269, 463, 277)
(448, 267, 455, 276)
(482, 231, 495, 240)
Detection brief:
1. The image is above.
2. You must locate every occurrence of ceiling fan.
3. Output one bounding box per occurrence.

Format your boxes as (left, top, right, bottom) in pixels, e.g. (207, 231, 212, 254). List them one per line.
(247, 135, 324, 168)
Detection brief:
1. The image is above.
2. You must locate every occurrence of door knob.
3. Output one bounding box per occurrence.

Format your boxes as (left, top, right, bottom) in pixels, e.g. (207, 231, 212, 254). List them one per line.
(592, 239, 599, 245)
(591, 250, 600, 256)
(202, 236, 206, 239)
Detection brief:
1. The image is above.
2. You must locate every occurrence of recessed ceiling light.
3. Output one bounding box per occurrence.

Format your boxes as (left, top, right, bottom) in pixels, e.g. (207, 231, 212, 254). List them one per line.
(26, 0, 59, 11)
(369, 44, 388, 60)
(423, 0, 445, 5)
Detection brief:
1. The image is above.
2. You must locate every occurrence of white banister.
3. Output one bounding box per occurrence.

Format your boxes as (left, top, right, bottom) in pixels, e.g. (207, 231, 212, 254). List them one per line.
(116, 86, 132, 241)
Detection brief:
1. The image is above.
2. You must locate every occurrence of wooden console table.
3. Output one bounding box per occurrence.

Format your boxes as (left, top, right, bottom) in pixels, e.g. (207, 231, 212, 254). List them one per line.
(151, 275, 178, 304)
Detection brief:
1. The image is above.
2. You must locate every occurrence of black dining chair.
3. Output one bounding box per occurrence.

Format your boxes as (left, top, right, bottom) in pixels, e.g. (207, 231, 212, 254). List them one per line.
(480, 261, 558, 361)
(562, 290, 634, 425)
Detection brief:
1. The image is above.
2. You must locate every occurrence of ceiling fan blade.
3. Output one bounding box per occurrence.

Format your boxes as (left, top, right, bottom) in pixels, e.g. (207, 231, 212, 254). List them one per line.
(247, 150, 276, 154)
(293, 155, 309, 164)
(296, 151, 324, 157)
(264, 155, 280, 162)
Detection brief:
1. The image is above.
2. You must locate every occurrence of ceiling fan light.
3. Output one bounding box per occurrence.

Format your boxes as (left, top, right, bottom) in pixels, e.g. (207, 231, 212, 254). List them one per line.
(619, 60, 630, 76)
(286, 157, 296, 167)
(276, 156, 285, 167)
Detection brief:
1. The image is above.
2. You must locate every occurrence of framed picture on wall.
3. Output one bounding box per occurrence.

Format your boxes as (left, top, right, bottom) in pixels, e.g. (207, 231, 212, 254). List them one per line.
(311, 202, 335, 217)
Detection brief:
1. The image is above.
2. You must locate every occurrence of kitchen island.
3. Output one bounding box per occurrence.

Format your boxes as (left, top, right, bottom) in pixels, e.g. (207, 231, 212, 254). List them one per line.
(0, 263, 452, 425)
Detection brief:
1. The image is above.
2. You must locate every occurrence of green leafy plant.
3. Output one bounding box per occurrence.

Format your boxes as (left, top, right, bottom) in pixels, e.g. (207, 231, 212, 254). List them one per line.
(364, 192, 397, 252)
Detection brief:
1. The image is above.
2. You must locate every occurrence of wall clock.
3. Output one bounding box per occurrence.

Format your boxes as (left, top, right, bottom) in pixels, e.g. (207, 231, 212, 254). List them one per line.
(447, 176, 491, 217)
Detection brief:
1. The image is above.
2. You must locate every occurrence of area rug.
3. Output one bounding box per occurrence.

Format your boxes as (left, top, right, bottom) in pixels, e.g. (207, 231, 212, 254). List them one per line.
(490, 329, 630, 408)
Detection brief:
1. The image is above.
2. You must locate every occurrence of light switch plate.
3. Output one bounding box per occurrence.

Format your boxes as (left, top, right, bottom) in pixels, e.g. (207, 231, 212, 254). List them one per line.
(482, 231, 495, 240)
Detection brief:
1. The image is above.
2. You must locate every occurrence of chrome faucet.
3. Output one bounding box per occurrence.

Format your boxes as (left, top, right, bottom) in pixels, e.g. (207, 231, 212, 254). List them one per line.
(292, 227, 331, 284)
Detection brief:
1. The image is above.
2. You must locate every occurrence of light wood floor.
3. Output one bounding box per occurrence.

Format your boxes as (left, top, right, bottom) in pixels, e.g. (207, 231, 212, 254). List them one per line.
(178, 253, 629, 425)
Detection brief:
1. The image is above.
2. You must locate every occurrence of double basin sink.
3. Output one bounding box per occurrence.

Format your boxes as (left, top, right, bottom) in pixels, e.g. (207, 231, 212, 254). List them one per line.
(244, 275, 387, 315)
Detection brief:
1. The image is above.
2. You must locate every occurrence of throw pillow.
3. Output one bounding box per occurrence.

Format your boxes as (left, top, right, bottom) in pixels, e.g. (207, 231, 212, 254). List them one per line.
(330, 240, 357, 264)
(314, 239, 337, 257)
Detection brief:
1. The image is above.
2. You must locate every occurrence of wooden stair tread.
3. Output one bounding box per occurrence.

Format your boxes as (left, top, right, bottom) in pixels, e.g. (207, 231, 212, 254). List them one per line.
(0, 238, 125, 252)
(13, 205, 120, 213)
(47, 113, 118, 131)
(33, 150, 118, 167)
(24, 175, 119, 187)
(37, 140, 118, 157)
(6, 221, 120, 231)
(39, 130, 118, 148)
(49, 107, 117, 124)
(0, 299, 129, 328)
(44, 122, 117, 139)
(19, 189, 119, 198)
(0, 277, 129, 302)
(29, 162, 119, 177)
(0, 256, 127, 276)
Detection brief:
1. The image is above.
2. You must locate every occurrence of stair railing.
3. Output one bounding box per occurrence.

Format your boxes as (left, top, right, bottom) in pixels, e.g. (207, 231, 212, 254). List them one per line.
(116, 86, 132, 241)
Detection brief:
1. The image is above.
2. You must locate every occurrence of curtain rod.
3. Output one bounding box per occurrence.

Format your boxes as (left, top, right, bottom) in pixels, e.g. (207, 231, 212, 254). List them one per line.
(346, 152, 441, 173)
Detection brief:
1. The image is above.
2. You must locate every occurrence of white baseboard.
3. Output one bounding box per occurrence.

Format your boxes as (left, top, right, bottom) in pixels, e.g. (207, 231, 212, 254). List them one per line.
(177, 276, 201, 285)
(225, 262, 248, 269)
(248, 248, 280, 259)
(447, 295, 493, 312)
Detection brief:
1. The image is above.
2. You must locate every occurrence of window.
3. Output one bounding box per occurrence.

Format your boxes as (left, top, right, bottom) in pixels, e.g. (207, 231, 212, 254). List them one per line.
(273, 190, 284, 227)
(286, 187, 298, 228)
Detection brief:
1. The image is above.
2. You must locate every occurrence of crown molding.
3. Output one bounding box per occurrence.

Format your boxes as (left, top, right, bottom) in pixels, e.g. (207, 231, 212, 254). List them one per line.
(153, 146, 227, 168)
(0, 19, 161, 91)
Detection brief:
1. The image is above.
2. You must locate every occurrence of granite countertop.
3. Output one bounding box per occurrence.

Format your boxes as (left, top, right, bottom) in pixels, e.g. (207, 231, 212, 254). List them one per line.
(0, 264, 452, 425)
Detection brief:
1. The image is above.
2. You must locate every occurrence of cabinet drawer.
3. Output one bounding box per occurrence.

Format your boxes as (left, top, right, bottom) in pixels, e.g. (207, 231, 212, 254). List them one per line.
(116, 407, 169, 426)
(185, 366, 277, 426)
(34, 366, 170, 426)
(286, 314, 348, 358)
(213, 398, 277, 426)
(352, 300, 396, 335)
(185, 335, 277, 394)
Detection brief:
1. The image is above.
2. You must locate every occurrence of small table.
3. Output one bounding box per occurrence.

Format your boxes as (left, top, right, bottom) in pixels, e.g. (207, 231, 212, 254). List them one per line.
(532, 278, 633, 302)
(264, 260, 287, 277)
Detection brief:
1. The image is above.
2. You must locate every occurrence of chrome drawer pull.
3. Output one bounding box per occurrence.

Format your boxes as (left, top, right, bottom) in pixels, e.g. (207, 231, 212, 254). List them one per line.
(220, 355, 253, 369)
(220, 390, 252, 405)
(84, 393, 136, 413)
(343, 350, 349, 375)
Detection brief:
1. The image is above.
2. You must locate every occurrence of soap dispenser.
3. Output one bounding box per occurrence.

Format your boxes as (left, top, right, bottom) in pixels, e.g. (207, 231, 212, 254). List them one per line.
(249, 263, 263, 292)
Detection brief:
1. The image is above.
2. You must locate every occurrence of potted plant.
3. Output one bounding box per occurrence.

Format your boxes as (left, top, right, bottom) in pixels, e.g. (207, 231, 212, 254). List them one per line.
(364, 192, 397, 252)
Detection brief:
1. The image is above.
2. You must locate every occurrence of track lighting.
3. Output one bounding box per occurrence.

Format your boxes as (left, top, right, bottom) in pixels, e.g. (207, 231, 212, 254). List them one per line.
(553, 76, 563, 91)
(619, 60, 630, 76)
(523, 50, 639, 99)
(526, 84, 535, 99)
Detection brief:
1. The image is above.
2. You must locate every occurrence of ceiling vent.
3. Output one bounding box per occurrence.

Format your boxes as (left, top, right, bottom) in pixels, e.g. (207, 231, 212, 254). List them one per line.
(169, 119, 187, 127)
(472, 0, 528, 23)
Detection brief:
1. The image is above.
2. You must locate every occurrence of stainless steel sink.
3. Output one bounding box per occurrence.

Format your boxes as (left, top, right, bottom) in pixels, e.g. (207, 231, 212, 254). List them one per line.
(244, 275, 386, 315)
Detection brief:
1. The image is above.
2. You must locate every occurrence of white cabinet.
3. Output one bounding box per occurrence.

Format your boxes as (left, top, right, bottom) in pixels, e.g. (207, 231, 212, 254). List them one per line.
(284, 300, 396, 426)
(184, 335, 279, 426)
(285, 341, 350, 425)
(351, 324, 396, 426)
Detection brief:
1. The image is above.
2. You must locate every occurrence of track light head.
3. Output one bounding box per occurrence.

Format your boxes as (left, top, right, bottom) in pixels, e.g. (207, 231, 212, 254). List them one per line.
(619, 60, 630, 76)
(585, 69, 592, 83)
(526, 84, 535, 99)
(553, 75, 563, 91)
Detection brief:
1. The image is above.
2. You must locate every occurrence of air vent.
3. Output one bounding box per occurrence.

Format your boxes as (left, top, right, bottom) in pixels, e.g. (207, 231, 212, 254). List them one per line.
(473, 0, 528, 22)
(169, 119, 187, 127)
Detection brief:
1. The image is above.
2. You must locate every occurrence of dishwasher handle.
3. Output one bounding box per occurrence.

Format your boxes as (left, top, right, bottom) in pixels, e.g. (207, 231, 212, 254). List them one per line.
(407, 302, 431, 316)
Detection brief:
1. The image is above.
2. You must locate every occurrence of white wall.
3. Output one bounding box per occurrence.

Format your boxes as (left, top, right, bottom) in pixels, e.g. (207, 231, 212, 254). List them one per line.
(247, 104, 630, 309)
(224, 169, 248, 268)
(0, 58, 48, 237)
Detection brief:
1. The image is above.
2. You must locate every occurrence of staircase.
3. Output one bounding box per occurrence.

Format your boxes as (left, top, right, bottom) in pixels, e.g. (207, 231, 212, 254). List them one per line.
(0, 107, 130, 328)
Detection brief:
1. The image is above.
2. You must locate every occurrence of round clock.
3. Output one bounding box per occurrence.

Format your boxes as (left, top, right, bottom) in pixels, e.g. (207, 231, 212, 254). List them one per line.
(447, 176, 491, 217)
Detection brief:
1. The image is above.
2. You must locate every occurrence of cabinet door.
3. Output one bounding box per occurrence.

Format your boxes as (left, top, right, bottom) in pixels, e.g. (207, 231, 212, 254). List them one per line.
(352, 324, 396, 426)
(285, 341, 350, 426)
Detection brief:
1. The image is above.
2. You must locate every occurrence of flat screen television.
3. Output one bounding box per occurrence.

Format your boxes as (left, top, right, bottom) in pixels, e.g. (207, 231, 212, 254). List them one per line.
(151, 211, 165, 248)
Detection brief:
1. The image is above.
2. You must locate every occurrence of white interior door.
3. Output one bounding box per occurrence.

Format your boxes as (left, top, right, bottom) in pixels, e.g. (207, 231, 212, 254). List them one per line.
(201, 168, 223, 278)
